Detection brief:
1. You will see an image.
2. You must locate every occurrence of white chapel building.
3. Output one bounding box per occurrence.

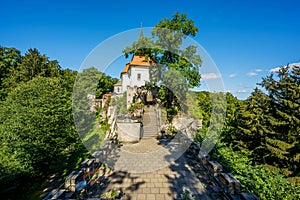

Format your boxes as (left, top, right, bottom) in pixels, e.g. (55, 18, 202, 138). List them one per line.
(113, 55, 156, 94)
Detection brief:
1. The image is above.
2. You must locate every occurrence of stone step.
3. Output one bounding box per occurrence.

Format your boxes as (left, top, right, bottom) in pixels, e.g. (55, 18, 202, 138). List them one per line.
(143, 120, 157, 125)
(143, 132, 157, 136)
(143, 131, 158, 137)
(143, 127, 157, 132)
(141, 105, 158, 138)
(142, 133, 158, 138)
(143, 131, 157, 135)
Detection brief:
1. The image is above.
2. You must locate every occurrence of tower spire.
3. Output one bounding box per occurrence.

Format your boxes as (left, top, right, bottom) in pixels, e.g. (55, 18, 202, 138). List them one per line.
(139, 22, 144, 39)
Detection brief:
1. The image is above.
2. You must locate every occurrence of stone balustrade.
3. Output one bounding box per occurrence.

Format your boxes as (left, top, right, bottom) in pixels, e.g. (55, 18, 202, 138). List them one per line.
(188, 143, 260, 200)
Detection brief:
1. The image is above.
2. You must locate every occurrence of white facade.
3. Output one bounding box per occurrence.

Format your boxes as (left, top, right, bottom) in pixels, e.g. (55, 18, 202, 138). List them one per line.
(128, 66, 150, 89)
(121, 73, 131, 93)
(113, 85, 122, 94)
(118, 55, 155, 94)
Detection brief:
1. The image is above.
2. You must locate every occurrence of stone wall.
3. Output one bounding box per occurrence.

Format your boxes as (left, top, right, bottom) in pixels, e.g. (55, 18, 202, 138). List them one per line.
(188, 144, 260, 200)
(116, 117, 142, 143)
(172, 115, 202, 138)
(158, 112, 202, 139)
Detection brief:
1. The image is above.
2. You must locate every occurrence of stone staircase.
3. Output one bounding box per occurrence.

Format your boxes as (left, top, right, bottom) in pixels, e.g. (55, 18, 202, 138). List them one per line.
(142, 105, 158, 138)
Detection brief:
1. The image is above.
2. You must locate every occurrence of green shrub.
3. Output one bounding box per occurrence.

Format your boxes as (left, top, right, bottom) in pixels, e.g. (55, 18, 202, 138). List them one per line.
(178, 188, 195, 200)
(211, 144, 300, 200)
(100, 189, 118, 199)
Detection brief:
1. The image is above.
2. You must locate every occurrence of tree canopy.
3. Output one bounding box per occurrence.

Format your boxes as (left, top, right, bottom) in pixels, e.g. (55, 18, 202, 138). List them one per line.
(123, 12, 202, 120)
(123, 12, 202, 89)
(0, 46, 86, 199)
(194, 64, 300, 199)
(0, 47, 62, 100)
(0, 77, 79, 198)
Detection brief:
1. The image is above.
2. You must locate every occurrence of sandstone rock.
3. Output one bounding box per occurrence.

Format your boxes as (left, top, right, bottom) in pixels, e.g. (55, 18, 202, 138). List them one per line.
(172, 116, 202, 133)
(172, 116, 194, 130)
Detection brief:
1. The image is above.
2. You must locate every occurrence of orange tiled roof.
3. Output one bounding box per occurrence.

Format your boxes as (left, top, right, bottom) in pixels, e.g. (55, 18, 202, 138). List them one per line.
(121, 63, 130, 74)
(121, 55, 156, 75)
(113, 82, 122, 86)
(130, 55, 155, 66)
(103, 93, 111, 98)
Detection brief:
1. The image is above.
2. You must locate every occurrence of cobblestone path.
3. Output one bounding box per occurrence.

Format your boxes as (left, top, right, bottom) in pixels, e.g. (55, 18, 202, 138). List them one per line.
(93, 138, 225, 200)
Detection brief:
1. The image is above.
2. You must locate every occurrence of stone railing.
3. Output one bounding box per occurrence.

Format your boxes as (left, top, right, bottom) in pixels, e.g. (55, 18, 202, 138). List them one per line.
(43, 146, 121, 200)
(187, 143, 260, 200)
(43, 156, 103, 199)
(155, 104, 161, 135)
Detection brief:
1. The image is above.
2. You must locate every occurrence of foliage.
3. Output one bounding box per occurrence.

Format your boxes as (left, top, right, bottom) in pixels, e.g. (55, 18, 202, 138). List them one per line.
(128, 102, 144, 113)
(178, 187, 195, 200)
(60, 68, 78, 92)
(101, 118, 110, 132)
(186, 91, 201, 119)
(73, 67, 110, 148)
(2, 48, 61, 93)
(235, 65, 300, 176)
(112, 92, 127, 115)
(95, 74, 118, 99)
(0, 47, 62, 101)
(0, 47, 22, 100)
(0, 76, 81, 198)
(123, 35, 156, 58)
(220, 93, 242, 145)
(260, 64, 300, 175)
(211, 144, 300, 200)
(152, 12, 201, 88)
(123, 12, 202, 121)
(195, 92, 227, 152)
(100, 189, 118, 199)
(0, 46, 88, 199)
(194, 65, 300, 199)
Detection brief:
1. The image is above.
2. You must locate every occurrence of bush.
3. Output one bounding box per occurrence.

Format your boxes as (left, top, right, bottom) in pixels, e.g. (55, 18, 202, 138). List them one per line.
(178, 187, 195, 200)
(211, 144, 300, 200)
(100, 189, 118, 199)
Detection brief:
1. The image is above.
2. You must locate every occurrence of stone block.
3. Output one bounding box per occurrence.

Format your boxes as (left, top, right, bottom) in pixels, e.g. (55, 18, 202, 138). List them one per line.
(240, 192, 260, 200)
(197, 150, 210, 165)
(117, 122, 141, 143)
(208, 160, 223, 176)
(219, 173, 241, 194)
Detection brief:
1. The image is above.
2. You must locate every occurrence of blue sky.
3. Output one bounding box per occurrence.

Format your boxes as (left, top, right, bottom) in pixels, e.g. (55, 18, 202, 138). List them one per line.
(1, 0, 300, 99)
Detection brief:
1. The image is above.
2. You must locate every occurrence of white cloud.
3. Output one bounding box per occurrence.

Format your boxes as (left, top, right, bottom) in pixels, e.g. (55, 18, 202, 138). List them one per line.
(269, 67, 281, 72)
(237, 89, 247, 93)
(229, 73, 237, 78)
(285, 62, 300, 68)
(255, 69, 263, 72)
(247, 72, 258, 76)
(202, 73, 221, 80)
(269, 62, 300, 72)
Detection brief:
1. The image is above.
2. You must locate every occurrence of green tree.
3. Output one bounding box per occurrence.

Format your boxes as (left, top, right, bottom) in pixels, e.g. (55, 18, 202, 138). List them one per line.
(232, 64, 299, 177)
(123, 12, 202, 120)
(2, 48, 61, 91)
(73, 68, 118, 151)
(260, 64, 300, 176)
(236, 88, 271, 161)
(0, 77, 78, 198)
(211, 144, 300, 200)
(152, 12, 201, 88)
(60, 68, 78, 92)
(0, 47, 22, 100)
(123, 35, 156, 58)
(220, 92, 242, 146)
(95, 73, 118, 98)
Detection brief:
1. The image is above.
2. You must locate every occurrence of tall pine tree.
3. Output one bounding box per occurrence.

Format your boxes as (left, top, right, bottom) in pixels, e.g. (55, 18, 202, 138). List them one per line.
(260, 64, 300, 176)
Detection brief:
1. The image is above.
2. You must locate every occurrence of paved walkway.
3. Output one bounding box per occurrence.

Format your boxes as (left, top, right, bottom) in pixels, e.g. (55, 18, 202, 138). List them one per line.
(92, 137, 225, 200)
